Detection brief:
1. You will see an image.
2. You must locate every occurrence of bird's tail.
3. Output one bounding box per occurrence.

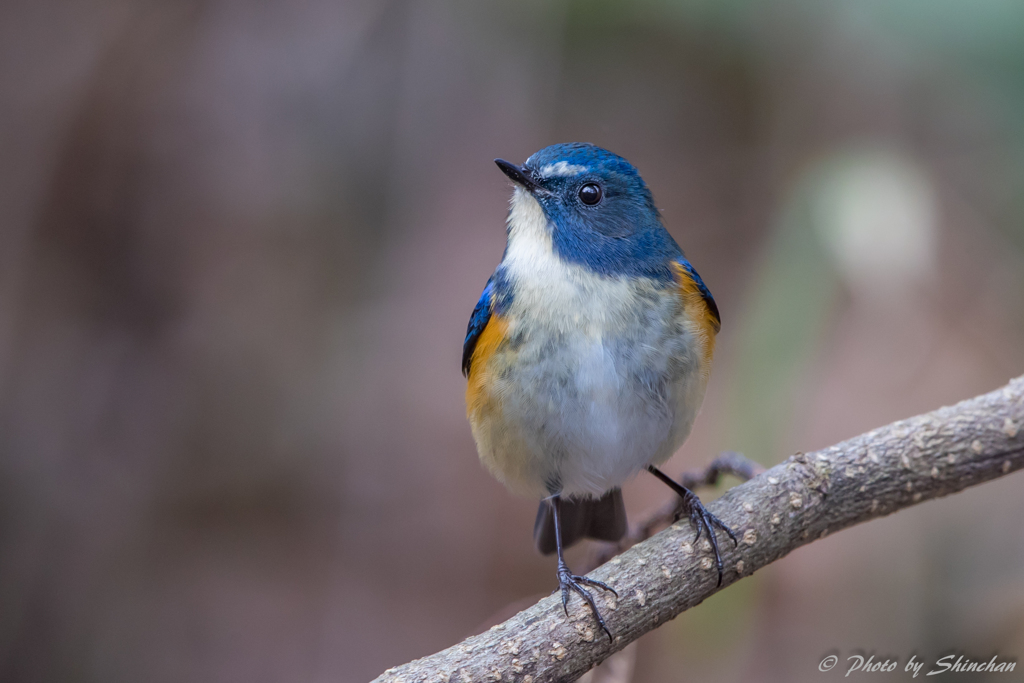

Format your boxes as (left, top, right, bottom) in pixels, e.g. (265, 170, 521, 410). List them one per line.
(533, 489, 627, 555)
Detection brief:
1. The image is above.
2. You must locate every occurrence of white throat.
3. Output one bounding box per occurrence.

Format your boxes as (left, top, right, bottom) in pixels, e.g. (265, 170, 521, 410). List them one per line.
(503, 187, 561, 280)
(502, 187, 636, 333)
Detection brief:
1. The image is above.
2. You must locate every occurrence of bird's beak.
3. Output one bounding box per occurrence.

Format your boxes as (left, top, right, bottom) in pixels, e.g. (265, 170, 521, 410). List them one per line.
(494, 159, 541, 193)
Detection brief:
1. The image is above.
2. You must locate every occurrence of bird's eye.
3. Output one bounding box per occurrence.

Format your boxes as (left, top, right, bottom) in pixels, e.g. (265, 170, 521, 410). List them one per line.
(578, 183, 602, 206)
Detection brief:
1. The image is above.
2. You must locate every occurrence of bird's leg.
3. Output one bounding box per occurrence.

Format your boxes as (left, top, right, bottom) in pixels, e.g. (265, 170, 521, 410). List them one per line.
(549, 494, 617, 642)
(646, 466, 738, 587)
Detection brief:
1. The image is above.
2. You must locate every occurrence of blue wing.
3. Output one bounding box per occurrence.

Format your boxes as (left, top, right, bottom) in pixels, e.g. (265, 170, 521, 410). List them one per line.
(462, 277, 495, 376)
(676, 258, 721, 332)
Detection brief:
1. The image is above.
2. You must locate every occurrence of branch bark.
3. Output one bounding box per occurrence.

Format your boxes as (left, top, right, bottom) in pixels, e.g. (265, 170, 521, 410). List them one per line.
(372, 375, 1024, 683)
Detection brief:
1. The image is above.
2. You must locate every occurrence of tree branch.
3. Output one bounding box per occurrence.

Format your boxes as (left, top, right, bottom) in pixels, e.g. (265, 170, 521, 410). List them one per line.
(372, 375, 1024, 683)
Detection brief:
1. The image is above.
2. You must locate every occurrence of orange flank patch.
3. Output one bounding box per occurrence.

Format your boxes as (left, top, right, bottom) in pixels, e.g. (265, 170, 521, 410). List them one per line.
(465, 314, 509, 423)
(671, 262, 718, 370)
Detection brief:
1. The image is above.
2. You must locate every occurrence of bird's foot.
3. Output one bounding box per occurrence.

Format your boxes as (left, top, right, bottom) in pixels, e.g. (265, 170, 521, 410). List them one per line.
(556, 560, 617, 643)
(675, 489, 738, 587)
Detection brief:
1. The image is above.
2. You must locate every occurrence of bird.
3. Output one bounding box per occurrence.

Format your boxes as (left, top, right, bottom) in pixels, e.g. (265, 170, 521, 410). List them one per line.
(462, 142, 736, 640)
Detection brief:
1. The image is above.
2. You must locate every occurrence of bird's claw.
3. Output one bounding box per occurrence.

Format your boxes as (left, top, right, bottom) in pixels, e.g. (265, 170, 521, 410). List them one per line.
(556, 561, 616, 643)
(678, 489, 738, 587)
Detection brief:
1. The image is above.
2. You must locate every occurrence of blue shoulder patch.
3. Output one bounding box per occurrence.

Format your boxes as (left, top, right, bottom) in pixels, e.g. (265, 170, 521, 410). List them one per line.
(462, 277, 495, 376)
(677, 257, 721, 331)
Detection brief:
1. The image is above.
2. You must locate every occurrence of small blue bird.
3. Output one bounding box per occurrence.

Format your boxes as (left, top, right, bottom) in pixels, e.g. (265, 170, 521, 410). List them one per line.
(463, 143, 736, 639)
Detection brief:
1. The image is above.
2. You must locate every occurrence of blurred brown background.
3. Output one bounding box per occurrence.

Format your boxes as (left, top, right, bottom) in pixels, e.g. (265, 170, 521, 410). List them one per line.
(3, 1, 1024, 682)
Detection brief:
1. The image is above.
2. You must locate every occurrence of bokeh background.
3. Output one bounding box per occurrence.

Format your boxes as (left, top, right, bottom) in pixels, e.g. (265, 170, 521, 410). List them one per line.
(3, 1, 1024, 681)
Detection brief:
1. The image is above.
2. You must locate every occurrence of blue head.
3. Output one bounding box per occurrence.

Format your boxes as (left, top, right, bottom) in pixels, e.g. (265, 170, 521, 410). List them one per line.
(495, 143, 682, 280)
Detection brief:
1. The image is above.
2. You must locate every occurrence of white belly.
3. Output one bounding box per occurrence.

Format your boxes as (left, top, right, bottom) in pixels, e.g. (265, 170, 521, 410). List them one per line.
(479, 281, 706, 497)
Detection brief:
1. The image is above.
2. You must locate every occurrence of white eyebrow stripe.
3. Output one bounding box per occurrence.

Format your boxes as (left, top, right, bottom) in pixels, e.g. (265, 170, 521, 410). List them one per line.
(538, 161, 588, 178)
